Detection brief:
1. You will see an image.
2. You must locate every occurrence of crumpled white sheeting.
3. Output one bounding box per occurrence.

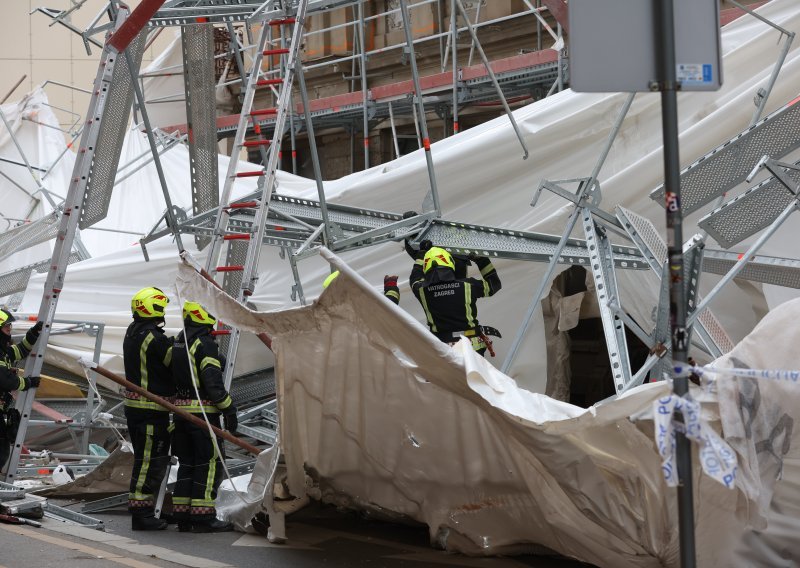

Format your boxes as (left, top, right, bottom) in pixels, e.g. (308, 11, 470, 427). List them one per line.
(176, 250, 800, 567)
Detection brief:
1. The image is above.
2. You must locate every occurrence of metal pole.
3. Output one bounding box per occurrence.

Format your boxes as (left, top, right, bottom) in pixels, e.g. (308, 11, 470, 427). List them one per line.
(388, 101, 400, 159)
(399, 0, 442, 216)
(501, 207, 581, 373)
(296, 61, 332, 248)
(749, 31, 793, 126)
(80, 323, 104, 453)
(467, 0, 481, 66)
(126, 50, 185, 253)
(358, 1, 370, 170)
(556, 23, 563, 92)
(1, 76, 27, 104)
(454, 0, 529, 159)
(451, 0, 459, 135)
(655, 0, 695, 565)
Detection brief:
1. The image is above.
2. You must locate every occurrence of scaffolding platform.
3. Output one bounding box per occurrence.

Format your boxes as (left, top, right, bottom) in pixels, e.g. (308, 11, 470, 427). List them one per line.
(650, 94, 800, 215)
(161, 50, 560, 139)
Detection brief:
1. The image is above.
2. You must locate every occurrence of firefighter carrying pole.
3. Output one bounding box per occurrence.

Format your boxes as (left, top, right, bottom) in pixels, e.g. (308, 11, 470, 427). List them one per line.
(79, 359, 262, 457)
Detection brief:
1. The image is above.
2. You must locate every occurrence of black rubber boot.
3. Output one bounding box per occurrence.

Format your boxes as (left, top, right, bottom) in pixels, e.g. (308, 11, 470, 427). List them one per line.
(131, 515, 168, 531)
(177, 521, 193, 532)
(191, 519, 234, 533)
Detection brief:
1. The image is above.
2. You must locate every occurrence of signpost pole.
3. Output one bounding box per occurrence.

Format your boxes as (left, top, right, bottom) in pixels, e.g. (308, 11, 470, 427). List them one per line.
(654, 0, 696, 566)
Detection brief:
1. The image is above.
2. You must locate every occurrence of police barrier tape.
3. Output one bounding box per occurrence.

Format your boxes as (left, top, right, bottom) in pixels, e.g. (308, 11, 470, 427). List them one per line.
(685, 365, 800, 383)
(654, 394, 738, 490)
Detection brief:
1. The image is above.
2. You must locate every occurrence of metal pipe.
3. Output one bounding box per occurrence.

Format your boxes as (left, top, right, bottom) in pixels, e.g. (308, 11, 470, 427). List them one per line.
(400, 0, 442, 215)
(455, 0, 529, 159)
(126, 49, 185, 253)
(451, 0, 459, 134)
(501, 207, 581, 373)
(388, 101, 400, 159)
(1, 76, 27, 104)
(91, 363, 261, 456)
(296, 62, 332, 248)
(358, 0, 369, 170)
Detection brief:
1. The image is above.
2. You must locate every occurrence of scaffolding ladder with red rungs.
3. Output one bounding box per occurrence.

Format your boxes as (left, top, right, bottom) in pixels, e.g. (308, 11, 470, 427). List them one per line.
(203, 1, 311, 389)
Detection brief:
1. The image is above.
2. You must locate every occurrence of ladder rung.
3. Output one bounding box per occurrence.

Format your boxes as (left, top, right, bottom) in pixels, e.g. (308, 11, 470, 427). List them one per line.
(242, 140, 271, 147)
(216, 265, 244, 272)
(235, 171, 265, 178)
(211, 329, 231, 336)
(268, 18, 296, 26)
(227, 201, 259, 209)
(256, 78, 284, 87)
(263, 48, 290, 56)
(223, 234, 251, 241)
(251, 108, 277, 117)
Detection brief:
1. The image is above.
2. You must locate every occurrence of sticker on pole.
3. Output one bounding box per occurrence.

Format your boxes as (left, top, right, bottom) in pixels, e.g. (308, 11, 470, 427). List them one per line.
(677, 63, 714, 86)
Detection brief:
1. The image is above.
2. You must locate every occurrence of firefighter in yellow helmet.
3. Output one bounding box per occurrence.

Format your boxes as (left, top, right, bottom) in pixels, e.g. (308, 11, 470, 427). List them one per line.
(0, 309, 42, 472)
(123, 288, 175, 530)
(170, 302, 235, 533)
(409, 245, 502, 355)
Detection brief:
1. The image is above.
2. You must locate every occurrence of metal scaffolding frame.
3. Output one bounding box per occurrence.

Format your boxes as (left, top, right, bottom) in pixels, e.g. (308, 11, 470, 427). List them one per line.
(4, 0, 799, 488)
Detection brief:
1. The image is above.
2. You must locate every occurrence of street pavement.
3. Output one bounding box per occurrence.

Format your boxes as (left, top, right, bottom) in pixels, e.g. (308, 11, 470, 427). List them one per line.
(0, 500, 598, 568)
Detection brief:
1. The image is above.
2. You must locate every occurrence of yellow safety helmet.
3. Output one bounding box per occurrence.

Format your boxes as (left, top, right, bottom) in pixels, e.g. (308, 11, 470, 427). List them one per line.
(131, 287, 169, 319)
(182, 301, 217, 326)
(0, 309, 15, 327)
(322, 270, 340, 289)
(423, 247, 455, 274)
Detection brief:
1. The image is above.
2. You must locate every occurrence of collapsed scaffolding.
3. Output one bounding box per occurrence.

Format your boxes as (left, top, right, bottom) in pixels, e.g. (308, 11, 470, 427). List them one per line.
(0, 0, 799, 540)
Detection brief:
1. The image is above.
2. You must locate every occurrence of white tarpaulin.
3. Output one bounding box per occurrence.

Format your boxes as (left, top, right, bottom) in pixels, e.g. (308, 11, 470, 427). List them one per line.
(176, 249, 800, 567)
(6, 0, 799, 391)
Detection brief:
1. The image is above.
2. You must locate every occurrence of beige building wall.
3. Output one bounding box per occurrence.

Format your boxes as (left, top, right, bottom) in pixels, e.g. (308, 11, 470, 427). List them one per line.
(2, 0, 173, 135)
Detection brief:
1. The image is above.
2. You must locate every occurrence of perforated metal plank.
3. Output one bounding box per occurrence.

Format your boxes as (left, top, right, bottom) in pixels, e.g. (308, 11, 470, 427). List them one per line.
(419, 219, 647, 269)
(0, 210, 61, 260)
(702, 250, 800, 289)
(148, 0, 358, 26)
(0, 253, 81, 297)
(616, 206, 735, 355)
(79, 31, 147, 229)
(231, 368, 275, 406)
(698, 163, 800, 249)
(270, 194, 404, 232)
(182, 24, 219, 249)
(582, 209, 632, 392)
(650, 95, 800, 215)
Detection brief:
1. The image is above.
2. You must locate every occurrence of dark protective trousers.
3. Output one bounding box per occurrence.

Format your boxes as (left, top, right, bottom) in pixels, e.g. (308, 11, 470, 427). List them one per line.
(171, 413, 223, 522)
(125, 408, 171, 517)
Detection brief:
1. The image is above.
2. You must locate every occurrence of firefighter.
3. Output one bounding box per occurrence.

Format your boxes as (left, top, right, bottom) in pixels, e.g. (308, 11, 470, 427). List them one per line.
(123, 287, 175, 530)
(0, 310, 42, 472)
(171, 302, 236, 533)
(322, 270, 400, 305)
(409, 246, 502, 356)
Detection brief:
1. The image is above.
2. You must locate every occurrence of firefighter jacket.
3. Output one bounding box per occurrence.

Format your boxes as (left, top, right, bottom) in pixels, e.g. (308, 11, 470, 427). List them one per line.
(409, 253, 501, 341)
(0, 328, 40, 413)
(172, 323, 233, 414)
(122, 317, 175, 412)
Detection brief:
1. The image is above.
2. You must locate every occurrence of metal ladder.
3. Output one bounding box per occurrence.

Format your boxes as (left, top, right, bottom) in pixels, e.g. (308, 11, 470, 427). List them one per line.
(4, 2, 160, 482)
(202, 1, 310, 388)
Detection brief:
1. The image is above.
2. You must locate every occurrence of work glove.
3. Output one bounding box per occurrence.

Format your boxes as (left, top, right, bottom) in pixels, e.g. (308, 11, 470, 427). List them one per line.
(467, 252, 485, 263)
(22, 376, 40, 390)
(402, 210, 418, 220)
(383, 275, 398, 289)
(25, 321, 43, 345)
(222, 408, 238, 434)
